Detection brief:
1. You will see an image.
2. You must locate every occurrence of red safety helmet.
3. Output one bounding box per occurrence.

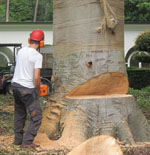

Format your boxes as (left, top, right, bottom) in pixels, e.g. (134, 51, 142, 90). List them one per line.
(29, 29, 45, 47)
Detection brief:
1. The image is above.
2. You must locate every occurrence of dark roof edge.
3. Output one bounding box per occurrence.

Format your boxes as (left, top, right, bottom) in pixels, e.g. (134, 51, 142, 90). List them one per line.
(0, 21, 149, 25)
(125, 21, 150, 24)
(0, 43, 22, 47)
(0, 21, 53, 24)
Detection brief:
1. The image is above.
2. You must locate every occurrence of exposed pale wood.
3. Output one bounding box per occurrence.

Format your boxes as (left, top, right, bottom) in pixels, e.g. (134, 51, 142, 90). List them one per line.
(66, 94, 132, 99)
(68, 135, 123, 155)
(53, 50, 127, 97)
(66, 72, 129, 97)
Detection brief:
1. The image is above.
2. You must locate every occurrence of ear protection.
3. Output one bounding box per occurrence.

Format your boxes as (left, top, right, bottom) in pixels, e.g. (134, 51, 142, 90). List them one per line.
(28, 38, 31, 44)
(40, 40, 44, 47)
(28, 38, 44, 47)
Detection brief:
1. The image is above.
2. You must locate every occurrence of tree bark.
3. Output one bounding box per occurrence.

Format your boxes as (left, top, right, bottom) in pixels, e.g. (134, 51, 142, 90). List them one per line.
(37, 0, 150, 150)
(33, 0, 39, 22)
(5, 0, 9, 22)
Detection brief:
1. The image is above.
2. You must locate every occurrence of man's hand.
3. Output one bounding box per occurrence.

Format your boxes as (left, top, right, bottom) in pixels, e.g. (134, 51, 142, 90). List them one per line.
(34, 68, 41, 95)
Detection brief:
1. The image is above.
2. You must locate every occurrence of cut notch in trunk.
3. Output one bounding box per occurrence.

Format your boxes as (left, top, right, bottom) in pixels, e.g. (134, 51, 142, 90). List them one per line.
(66, 72, 129, 98)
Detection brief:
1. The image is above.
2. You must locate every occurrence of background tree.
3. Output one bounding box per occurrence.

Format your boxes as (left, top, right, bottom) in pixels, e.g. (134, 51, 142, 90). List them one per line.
(9, 0, 35, 22)
(37, 0, 53, 21)
(33, 0, 39, 22)
(5, 0, 9, 22)
(0, 0, 5, 22)
(1, 0, 150, 23)
(125, 0, 150, 23)
(8, 0, 53, 22)
(0, 0, 53, 22)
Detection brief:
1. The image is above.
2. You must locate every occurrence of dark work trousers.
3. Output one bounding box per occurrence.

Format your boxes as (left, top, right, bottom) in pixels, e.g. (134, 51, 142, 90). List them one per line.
(12, 83, 42, 145)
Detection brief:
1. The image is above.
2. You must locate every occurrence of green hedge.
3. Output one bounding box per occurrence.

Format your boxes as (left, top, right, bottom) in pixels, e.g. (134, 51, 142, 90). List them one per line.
(136, 53, 150, 63)
(127, 68, 150, 89)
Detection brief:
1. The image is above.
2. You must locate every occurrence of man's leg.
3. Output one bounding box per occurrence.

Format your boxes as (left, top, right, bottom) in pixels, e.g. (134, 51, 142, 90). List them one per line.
(13, 88, 27, 145)
(22, 89, 42, 146)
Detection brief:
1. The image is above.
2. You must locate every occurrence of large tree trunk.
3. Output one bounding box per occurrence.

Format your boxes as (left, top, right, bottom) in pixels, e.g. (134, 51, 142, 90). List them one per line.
(36, 0, 150, 150)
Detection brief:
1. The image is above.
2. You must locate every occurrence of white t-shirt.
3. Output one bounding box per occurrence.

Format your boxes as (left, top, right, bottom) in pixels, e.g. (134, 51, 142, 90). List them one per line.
(12, 47, 43, 88)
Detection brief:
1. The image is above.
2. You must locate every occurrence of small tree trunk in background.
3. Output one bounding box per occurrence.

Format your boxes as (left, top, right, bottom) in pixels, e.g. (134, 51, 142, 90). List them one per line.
(45, 1, 49, 16)
(5, 0, 9, 22)
(33, 0, 39, 22)
(36, 0, 150, 150)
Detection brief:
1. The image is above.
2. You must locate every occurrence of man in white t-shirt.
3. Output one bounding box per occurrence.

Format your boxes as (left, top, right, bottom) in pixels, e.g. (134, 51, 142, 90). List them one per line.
(12, 29, 44, 148)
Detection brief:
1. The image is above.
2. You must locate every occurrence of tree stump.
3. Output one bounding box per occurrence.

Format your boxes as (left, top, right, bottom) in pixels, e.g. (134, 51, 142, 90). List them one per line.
(38, 95, 150, 149)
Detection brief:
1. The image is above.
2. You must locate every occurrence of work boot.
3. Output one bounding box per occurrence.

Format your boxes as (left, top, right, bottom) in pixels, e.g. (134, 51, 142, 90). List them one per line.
(21, 143, 40, 148)
(13, 142, 22, 146)
(14, 134, 23, 145)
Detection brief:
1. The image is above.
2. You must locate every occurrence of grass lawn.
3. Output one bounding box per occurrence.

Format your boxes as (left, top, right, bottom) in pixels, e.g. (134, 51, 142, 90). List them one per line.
(0, 95, 14, 136)
(128, 87, 150, 121)
(0, 94, 49, 155)
(0, 87, 150, 154)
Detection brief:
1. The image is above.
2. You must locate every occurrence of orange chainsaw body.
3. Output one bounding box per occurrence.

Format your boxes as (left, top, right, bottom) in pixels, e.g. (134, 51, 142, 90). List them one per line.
(39, 84, 48, 96)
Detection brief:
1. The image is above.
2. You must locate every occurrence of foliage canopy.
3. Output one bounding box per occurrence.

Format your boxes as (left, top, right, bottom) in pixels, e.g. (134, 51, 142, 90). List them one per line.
(125, 0, 150, 23)
(0, 0, 150, 23)
(0, 0, 53, 22)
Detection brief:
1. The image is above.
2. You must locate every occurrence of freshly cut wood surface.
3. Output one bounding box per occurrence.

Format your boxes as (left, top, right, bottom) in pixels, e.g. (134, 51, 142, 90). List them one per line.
(66, 72, 129, 97)
(68, 135, 123, 155)
(66, 94, 132, 99)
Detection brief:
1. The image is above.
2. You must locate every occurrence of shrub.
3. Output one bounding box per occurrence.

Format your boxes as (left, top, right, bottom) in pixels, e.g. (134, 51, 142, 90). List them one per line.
(135, 31, 150, 53)
(136, 53, 150, 63)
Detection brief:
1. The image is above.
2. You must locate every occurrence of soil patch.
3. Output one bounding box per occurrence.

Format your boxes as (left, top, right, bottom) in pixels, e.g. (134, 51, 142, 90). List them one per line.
(0, 106, 14, 111)
(122, 142, 150, 155)
(1, 134, 150, 154)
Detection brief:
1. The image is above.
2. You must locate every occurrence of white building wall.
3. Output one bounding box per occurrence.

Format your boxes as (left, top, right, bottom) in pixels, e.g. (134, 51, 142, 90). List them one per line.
(124, 24, 150, 56)
(0, 24, 53, 48)
(0, 23, 150, 56)
(0, 31, 53, 47)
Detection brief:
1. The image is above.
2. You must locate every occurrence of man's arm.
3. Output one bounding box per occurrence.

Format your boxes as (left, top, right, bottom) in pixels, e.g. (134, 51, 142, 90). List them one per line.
(34, 68, 41, 94)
